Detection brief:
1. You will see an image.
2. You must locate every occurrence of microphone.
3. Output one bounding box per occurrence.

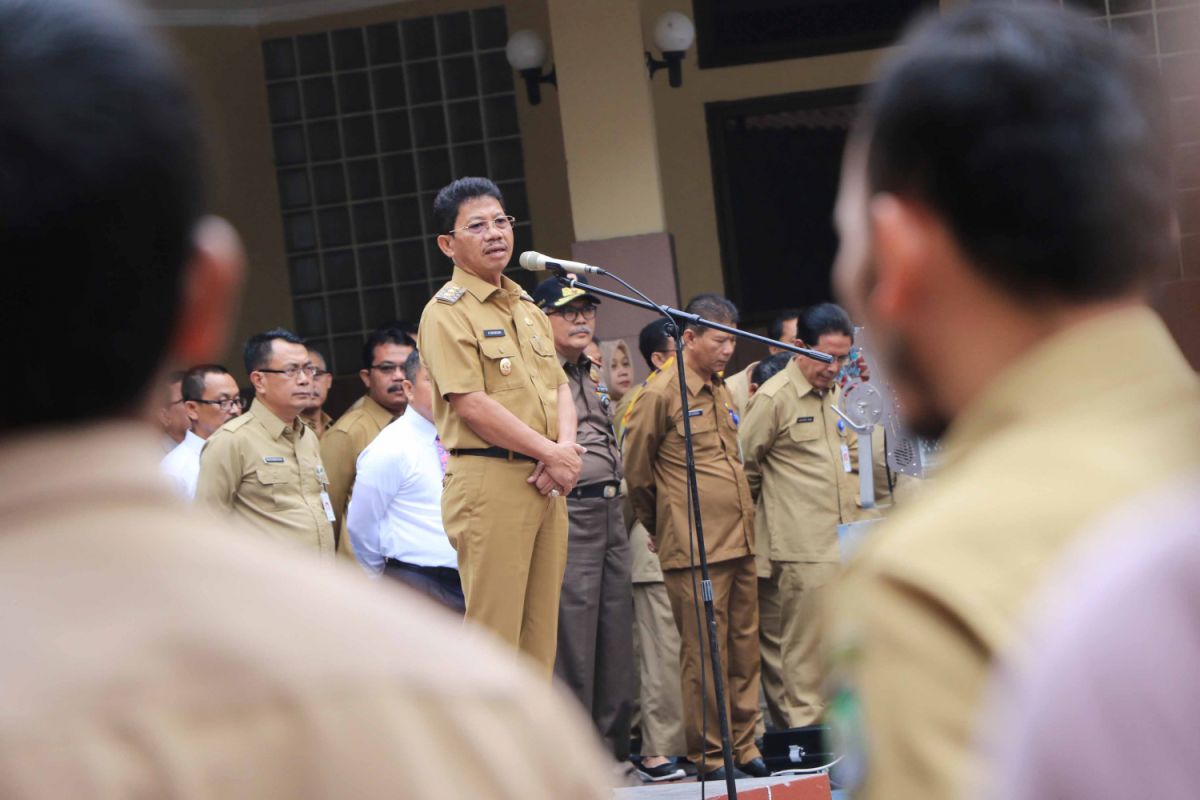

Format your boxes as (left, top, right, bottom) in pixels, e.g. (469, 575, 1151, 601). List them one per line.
(519, 251, 605, 276)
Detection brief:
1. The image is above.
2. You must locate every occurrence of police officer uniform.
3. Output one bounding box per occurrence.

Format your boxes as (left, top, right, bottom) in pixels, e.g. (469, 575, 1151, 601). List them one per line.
(320, 394, 396, 562)
(740, 357, 877, 728)
(532, 279, 634, 760)
(418, 265, 569, 678)
(623, 358, 762, 773)
(196, 398, 336, 557)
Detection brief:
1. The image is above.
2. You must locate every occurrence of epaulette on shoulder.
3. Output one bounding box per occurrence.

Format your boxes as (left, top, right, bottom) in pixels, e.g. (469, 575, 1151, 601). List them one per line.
(759, 371, 791, 399)
(435, 284, 466, 304)
(222, 413, 254, 433)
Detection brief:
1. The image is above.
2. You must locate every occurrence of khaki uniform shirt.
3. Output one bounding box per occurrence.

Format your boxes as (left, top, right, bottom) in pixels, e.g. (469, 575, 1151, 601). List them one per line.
(828, 307, 1200, 800)
(418, 266, 566, 450)
(563, 355, 622, 487)
(724, 361, 757, 415)
(0, 422, 614, 799)
(197, 398, 335, 557)
(623, 360, 755, 570)
(301, 409, 335, 438)
(740, 359, 877, 567)
(320, 395, 395, 560)
(616, 394, 664, 585)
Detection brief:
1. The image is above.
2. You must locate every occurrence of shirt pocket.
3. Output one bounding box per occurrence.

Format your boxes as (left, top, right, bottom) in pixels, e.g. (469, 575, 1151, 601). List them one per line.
(478, 338, 523, 392)
(255, 466, 298, 510)
(788, 420, 822, 444)
(675, 411, 719, 454)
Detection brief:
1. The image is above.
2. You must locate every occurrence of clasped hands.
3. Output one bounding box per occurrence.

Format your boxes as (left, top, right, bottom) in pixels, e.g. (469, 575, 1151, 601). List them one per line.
(527, 440, 586, 497)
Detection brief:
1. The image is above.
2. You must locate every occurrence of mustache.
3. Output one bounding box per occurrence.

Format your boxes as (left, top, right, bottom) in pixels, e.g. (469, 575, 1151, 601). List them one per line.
(570, 326, 592, 336)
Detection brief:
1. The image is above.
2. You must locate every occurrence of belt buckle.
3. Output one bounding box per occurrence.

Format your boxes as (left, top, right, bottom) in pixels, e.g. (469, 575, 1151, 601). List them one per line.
(603, 483, 617, 499)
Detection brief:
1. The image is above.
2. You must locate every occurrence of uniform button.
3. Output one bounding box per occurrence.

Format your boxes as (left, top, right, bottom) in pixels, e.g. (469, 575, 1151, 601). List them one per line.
(525, 317, 533, 325)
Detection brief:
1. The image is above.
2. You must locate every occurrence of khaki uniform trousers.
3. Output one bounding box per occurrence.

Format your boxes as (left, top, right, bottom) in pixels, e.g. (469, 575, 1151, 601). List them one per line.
(442, 456, 568, 678)
(663, 556, 761, 771)
(758, 574, 790, 730)
(767, 560, 839, 727)
(555, 494, 634, 759)
(632, 581, 686, 756)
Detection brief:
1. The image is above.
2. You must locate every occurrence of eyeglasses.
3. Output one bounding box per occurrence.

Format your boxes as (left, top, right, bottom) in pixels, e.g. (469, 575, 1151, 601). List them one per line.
(256, 364, 317, 379)
(448, 215, 515, 237)
(312, 368, 330, 378)
(195, 397, 240, 411)
(370, 362, 406, 375)
(551, 304, 597, 324)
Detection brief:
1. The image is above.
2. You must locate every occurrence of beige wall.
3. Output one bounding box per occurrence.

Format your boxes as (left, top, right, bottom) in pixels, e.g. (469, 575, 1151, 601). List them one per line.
(165, 25, 293, 381)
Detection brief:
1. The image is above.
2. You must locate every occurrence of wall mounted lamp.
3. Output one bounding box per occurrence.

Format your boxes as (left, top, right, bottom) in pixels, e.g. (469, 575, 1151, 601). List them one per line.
(505, 29, 556, 105)
(645, 11, 695, 88)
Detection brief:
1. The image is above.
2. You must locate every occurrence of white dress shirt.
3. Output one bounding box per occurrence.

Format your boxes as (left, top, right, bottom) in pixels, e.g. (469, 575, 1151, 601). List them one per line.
(347, 409, 457, 575)
(159, 429, 205, 500)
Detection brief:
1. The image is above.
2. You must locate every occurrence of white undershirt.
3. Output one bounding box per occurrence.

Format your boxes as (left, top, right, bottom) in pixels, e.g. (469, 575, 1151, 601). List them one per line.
(159, 429, 205, 500)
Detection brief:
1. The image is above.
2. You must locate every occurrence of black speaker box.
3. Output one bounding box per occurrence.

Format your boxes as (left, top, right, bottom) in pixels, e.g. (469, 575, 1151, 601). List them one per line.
(761, 724, 834, 772)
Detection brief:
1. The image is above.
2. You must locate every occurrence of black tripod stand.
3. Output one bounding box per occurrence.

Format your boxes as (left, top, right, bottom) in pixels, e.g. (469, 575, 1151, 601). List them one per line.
(546, 266, 831, 799)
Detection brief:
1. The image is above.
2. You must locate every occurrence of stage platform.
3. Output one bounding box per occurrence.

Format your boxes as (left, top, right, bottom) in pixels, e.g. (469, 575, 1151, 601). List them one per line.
(614, 773, 833, 800)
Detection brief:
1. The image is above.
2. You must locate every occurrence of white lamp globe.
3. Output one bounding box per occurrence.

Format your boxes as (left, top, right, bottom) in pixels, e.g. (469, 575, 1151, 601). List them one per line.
(653, 11, 695, 54)
(505, 30, 547, 71)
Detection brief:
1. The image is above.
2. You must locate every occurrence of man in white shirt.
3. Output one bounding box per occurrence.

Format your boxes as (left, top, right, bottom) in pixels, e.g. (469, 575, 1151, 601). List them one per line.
(347, 349, 463, 612)
(160, 364, 240, 499)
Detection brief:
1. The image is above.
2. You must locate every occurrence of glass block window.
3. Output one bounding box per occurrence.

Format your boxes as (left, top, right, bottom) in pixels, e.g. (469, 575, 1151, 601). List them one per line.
(263, 6, 535, 375)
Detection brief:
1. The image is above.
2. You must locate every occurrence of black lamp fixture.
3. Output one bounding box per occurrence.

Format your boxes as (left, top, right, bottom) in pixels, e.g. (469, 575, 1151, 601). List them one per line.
(645, 11, 695, 89)
(505, 30, 556, 105)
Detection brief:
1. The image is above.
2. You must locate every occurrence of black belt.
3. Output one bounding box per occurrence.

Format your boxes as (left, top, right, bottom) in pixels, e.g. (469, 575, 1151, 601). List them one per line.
(449, 446, 536, 462)
(384, 559, 460, 581)
(567, 481, 622, 500)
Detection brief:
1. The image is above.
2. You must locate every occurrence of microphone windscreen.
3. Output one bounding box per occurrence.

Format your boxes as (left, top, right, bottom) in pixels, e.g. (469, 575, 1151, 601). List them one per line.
(518, 251, 541, 270)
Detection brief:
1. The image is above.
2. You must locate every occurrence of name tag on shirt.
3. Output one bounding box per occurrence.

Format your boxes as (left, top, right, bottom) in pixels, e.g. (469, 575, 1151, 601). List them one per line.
(483, 329, 506, 338)
(687, 409, 703, 417)
(320, 490, 336, 522)
(841, 442, 853, 473)
(796, 416, 814, 424)
(263, 456, 285, 463)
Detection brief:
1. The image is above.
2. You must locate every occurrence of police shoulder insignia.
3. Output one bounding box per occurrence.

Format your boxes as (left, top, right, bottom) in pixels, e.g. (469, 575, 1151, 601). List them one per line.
(435, 284, 466, 304)
(589, 365, 601, 385)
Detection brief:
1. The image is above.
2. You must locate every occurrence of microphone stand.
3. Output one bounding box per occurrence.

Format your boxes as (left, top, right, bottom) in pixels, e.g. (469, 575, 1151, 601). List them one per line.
(548, 268, 831, 800)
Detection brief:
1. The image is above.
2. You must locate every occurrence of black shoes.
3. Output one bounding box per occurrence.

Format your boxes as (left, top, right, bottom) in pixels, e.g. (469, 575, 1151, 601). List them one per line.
(737, 757, 772, 777)
(701, 765, 750, 781)
(631, 758, 685, 783)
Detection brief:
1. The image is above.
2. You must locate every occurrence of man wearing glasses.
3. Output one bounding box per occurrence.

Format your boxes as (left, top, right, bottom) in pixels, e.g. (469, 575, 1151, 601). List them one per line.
(299, 349, 334, 438)
(419, 177, 583, 679)
(321, 326, 415, 563)
(532, 277, 634, 764)
(197, 328, 337, 557)
(160, 364, 240, 500)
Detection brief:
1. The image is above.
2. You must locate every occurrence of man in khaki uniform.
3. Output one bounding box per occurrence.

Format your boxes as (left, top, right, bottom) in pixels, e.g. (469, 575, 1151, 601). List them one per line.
(0, 3, 615, 796)
(299, 349, 334, 437)
(615, 318, 687, 782)
(418, 177, 584, 678)
(197, 329, 336, 557)
(623, 295, 766, 780)
(741, 303, 876, 729)
(826, 5, 1200, 799)
(321, 326, 414, 562)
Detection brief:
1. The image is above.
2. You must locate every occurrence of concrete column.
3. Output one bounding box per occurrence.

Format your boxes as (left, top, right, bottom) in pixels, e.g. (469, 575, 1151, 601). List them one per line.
(545, 0, 667, 240)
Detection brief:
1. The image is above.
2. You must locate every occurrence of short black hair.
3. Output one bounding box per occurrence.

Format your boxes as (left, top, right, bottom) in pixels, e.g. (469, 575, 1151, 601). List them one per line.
(307, 349, 327, 370)
(638, 318, 674, 369)
(859, 3, 1172, 301)
(361, 326, 416, 371)
(403, 348, 422, 381)
(164, 370, 188, 404)
(3, 0, 203, 430)
(752, 352, 792, 388)
(796, 303, 854, 347)
(181, 364, 231, 403)
(768, 310, 800, 342)
(244, 328, 305, 374)
(683, 294, 739, 335)
(432, 177, 504, 234)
